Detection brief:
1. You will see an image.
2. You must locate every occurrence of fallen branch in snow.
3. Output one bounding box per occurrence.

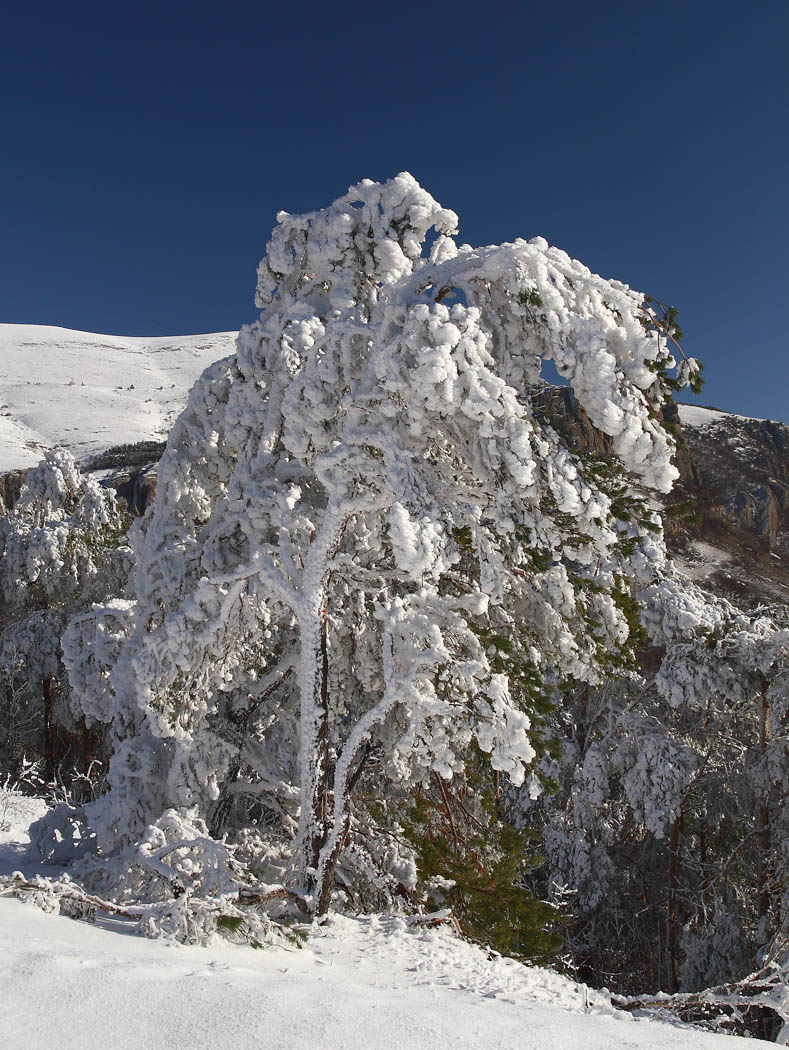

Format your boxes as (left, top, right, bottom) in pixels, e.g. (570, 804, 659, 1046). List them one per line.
(612, 966, 789, 1043)
(0, 871, 141, 918)
(0, 871, 299, 948)
(237, 885, 311, 915)
(407, 909, 463, 936)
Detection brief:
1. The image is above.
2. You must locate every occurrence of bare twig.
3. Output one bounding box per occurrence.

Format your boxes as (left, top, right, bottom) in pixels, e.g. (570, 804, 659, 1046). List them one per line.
(407, 910, 463, 935)
(237, 886, 310, 915)
(0, 875, 139, 919)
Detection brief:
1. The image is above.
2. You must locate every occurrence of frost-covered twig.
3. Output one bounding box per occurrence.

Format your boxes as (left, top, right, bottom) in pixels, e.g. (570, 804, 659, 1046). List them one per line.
(0, 871, 140, 918)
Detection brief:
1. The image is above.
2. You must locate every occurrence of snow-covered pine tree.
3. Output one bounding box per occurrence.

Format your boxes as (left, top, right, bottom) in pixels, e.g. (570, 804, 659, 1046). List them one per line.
(66, 173, 701, 917)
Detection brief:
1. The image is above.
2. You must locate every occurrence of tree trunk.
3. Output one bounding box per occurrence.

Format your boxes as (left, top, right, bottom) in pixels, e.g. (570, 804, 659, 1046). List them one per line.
(315, 814, 350, 916)
(575, 683, 589, 757)
(294, 505, 347, 899)
(667, 814, 681, 993)
(295, 592, 331, 895)
(42, 674, 55, 782)
(699, 818, 709, 915)
(312, 628, 402, 916)
(756, 686, 771, 935)
(313, 739, 374, 916)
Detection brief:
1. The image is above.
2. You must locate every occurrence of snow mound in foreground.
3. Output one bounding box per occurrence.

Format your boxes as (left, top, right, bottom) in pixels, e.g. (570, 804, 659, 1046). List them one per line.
(0, 785, 48, 845)
(0, 798, 773, 1050)
(0, 900, 774, 1050)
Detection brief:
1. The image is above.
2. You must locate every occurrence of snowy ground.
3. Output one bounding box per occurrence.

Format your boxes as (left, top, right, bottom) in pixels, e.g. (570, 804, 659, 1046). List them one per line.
(0, 324, 234, 471)
(673, 539, 733, 584)
(677, 405, 761, 428)
(678, 405, 732, 428)
(0, 790, 771, 1050)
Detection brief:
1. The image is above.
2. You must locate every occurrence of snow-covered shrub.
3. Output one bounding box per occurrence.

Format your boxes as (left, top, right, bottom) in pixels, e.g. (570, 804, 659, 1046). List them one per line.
(134, 891, 287, 948)
(0, 447, 130, 783)
(0, 447, 127, 609)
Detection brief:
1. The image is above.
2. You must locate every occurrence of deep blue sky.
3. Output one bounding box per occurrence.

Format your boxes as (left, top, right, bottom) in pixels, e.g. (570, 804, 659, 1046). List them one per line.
(2, 1, 787, 421)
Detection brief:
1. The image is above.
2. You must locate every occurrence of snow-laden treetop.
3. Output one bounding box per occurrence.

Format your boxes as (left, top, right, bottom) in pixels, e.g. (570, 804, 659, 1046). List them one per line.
(252, 171, 690, 492)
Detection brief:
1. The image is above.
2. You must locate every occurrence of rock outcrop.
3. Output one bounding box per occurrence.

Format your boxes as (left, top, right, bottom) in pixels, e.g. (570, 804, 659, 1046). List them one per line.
(533, 391, 789, 607)
(0, 469, 27, 515)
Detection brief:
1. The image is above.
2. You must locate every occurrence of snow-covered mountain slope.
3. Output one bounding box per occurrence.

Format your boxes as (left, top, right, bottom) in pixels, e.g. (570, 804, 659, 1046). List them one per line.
(677, 404, 763, 428)
(0, 793, 773, 1050)
(0, 324, 235, 471)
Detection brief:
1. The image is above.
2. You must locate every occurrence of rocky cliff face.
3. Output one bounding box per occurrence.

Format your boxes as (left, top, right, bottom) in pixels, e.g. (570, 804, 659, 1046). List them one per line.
(0, 469, 26, 515)
(659, 407, 789, 609)
(85, 442, 163, 517)
(525, 389, 789, 608)
(674, 409, 789, 550)
(665, 405, 789, 607)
